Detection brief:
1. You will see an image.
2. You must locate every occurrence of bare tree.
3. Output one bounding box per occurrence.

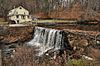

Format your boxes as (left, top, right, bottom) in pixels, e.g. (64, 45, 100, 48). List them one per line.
(0, 0, 100, 20)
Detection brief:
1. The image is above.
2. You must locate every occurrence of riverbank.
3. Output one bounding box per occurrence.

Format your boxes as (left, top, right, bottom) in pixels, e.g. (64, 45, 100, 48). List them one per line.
(0, 25, 99, 66)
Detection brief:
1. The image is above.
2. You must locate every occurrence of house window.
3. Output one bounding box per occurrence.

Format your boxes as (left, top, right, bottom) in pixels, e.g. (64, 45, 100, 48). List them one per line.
(17, 20, 19, 23)
(22, 15, 25, 19)
(24, 12, 25, 15)
(20, 7, 22, 9)
(16, 15, 19, 18)
(16, 12, 18, 14)
(28, 16, 30, 18)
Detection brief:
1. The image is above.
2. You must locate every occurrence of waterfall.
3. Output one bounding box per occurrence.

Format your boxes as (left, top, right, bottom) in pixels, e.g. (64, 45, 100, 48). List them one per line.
(27, 27, 71, 56)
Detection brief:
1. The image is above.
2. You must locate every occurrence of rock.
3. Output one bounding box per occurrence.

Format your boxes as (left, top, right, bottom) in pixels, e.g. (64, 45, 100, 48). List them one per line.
(82, 55, 94, 61)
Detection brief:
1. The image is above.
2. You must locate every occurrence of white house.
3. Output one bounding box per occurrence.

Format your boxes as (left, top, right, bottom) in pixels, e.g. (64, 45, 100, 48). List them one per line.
(8, 6, 32, 24)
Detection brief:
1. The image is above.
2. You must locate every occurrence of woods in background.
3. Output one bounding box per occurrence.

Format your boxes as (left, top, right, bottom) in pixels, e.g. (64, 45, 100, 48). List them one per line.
(0, 0, 100, 21)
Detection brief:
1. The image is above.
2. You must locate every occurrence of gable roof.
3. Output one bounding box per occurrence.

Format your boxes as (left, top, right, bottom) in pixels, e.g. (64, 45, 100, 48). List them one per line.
(8, 6, 29, 16)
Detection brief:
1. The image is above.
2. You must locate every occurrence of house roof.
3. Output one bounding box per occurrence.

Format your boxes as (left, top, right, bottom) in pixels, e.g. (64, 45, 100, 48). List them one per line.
(8, 6, 29, 16)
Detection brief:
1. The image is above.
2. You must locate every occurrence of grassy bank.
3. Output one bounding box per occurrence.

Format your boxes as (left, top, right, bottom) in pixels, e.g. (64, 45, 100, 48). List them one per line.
(32, 20, 76, 23)
(0, 18, 8, 25)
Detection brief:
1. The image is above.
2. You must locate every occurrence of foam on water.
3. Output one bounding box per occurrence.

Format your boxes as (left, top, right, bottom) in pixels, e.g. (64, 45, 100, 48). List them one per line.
(27, 27, 70, 56)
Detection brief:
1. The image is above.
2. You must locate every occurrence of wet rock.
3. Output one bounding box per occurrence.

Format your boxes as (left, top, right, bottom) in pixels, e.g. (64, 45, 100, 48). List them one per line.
(27, 27, 72, 56)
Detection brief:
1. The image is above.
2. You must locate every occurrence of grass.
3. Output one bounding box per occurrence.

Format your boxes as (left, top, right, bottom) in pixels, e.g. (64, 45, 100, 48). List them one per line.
(0, 18, 8, 25)
(67, 59, 95, 66)
(32, 20, 76, 23)
(0, 18, 77, 25)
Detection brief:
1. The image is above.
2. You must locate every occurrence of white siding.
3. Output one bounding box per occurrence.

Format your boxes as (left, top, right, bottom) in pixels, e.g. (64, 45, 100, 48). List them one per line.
(8, 6, 32, 24)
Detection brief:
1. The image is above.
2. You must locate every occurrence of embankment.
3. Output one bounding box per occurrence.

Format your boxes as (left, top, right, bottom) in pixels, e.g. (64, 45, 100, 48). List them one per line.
(0, 25, 100, 66)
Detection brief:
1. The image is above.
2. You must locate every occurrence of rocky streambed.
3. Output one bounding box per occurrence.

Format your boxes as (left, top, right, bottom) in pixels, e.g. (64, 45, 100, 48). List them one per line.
(0, 25, 100, 66)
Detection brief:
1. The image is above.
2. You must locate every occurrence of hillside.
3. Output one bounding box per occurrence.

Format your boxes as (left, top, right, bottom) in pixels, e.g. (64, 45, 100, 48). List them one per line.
(49, 3, 100, 21)
(33, 2, 100, 21)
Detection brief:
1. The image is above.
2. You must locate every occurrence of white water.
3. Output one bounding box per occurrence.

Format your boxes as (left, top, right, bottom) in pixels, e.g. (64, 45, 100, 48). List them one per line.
(27, 27, 68, 56)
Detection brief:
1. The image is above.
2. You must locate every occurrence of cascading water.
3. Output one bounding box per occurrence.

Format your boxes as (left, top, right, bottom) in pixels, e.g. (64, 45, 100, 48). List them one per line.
(27, 27, 71, 56)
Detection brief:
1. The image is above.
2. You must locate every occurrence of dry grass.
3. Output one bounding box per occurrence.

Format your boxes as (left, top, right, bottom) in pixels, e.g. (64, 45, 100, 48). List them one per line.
(2, 45, 97, 66)
(0, 18, 8, 25)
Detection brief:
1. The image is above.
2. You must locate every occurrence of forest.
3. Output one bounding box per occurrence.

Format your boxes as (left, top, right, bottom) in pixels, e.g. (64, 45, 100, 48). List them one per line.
(0, 0, 100, 21)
